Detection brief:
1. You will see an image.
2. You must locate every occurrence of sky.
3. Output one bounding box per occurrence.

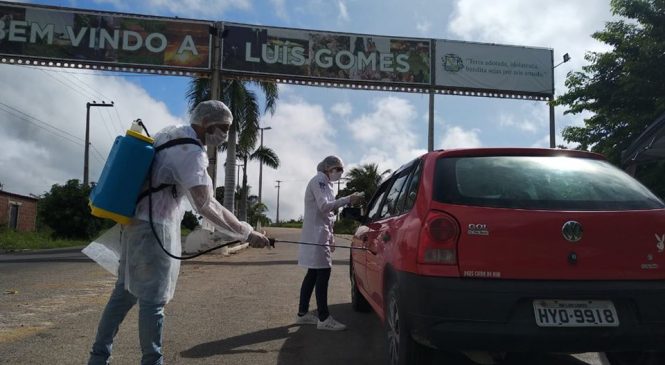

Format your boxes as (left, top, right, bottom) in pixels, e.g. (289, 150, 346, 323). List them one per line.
(0, 0, 616, 222)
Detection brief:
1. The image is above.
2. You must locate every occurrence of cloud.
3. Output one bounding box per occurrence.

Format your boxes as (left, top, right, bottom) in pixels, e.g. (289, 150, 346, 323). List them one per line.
(416, 20, 432, 35)
(531, 135, 551, 148)
(0, 64, 182, 196)
(241, 96, 338, 222)
(330, 102, 352, 118)
(269, 0, 289, 21)
(499, 113, 538, 133)
(346, 96, 425, 173)
(93, 0, 252, 18)
(440, 126, 482, 149)
(337, 0, 350, 22)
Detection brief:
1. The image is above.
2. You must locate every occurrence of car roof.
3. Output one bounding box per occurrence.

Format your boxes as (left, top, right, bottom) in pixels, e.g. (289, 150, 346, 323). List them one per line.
(423, 147, 606, 160)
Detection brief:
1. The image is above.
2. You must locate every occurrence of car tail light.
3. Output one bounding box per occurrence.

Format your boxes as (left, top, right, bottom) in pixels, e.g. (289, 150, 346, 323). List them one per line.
(418, 212, 460, 265)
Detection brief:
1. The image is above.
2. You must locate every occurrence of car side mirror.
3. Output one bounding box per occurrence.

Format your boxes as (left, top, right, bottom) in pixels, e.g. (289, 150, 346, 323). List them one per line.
(341, 207, 366, 224)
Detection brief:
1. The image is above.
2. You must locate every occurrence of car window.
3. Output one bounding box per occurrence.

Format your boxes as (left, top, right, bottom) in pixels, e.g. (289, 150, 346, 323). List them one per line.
(366, 185, 388, 221)
(395, 160, 422, 213)
(378, 172, 409, 219)
(434, 156, 665, 210)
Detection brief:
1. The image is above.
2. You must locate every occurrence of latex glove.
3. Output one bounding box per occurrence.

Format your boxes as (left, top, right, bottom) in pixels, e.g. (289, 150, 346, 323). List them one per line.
(247, 230, 270, 248)
(349, 192, 365, 205)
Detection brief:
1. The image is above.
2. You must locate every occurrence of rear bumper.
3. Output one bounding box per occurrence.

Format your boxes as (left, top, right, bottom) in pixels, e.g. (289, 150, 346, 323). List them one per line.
(396, 271, 665, 352)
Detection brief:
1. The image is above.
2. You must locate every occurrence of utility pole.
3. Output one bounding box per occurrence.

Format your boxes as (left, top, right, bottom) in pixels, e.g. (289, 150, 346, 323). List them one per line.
(84, 101, 114, 186)
(550, 53, 571, 148)
(208, 21, 223, 189)
(258, 126, 272, 203)
(275, 180, 282, 224)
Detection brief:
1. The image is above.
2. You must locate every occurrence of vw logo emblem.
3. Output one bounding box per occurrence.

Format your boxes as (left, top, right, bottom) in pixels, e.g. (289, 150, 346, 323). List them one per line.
(562, 221, 583, 242)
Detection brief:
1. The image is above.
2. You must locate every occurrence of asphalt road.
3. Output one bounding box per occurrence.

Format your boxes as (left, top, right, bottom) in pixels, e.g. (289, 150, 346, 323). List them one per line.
(0, 227, 605, 365)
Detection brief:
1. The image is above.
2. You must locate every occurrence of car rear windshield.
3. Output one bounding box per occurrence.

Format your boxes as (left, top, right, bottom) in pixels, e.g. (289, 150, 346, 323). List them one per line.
(434, 155, 665, 210)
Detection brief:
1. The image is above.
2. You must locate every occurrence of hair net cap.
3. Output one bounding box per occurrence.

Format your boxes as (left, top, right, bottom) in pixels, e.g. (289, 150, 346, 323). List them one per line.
(190, 100, 233, 127)
(317, 155, 344, 172)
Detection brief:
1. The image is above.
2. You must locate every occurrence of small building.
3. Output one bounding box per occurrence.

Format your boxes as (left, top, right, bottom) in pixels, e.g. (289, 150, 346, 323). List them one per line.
(0, 190, 38, 232)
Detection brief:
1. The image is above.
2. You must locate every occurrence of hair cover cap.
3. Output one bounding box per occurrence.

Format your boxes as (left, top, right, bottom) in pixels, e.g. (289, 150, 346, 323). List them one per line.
(190, 100, 233, 127)
(316, 155, 344, 172)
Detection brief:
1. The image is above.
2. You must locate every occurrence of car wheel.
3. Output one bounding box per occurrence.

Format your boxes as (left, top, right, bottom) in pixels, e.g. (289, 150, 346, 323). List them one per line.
(350, 263, 371, 312)
(385, 283, 431, 365)
(604, 351, 665, 365)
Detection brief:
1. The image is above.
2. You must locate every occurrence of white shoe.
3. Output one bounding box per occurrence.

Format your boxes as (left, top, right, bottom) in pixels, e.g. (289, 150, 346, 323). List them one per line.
(317, 316, 347, 331)
(295, 311, 318, 325)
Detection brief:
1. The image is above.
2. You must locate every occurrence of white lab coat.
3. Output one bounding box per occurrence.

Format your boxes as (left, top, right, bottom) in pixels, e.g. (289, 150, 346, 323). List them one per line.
(84, 125, 252, 304)
(298, 172, 351, 269)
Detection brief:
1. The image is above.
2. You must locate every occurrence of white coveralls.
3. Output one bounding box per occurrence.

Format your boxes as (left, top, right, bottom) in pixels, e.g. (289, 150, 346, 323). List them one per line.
(298, 171, 351, 269)
(85, 124, 252, 304)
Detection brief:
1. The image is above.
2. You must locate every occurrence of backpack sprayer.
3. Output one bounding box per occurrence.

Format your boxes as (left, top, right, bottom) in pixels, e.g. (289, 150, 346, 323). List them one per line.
(89, 120, 367, 261)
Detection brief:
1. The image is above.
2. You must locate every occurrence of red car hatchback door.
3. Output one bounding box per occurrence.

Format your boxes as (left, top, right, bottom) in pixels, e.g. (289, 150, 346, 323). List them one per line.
(445, 206, 665, 280)
(432, 153, 665, 281)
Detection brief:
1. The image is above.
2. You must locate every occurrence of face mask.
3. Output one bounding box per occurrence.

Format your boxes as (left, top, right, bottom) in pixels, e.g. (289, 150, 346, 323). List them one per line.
(329, 170, 343, 182)
(206, 129, 228, 146)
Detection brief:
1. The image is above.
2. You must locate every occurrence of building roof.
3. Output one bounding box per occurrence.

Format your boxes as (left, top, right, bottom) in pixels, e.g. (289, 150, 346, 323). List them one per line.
(0, 190, 39, 201)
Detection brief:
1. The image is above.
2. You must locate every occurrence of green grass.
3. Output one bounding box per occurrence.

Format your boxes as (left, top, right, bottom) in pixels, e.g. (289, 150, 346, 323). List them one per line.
(0, 228, 88, 251)
(1, 226, 197, 251)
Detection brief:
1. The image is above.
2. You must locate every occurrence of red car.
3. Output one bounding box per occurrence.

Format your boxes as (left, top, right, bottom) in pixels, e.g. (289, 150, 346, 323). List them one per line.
(343, 148, 665, 365)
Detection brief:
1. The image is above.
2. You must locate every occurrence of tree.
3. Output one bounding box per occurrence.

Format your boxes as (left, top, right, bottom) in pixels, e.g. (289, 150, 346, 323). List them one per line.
(181, 210, 200, 231)
(340, 163, 392, 200)
(557, 0, 665, 196)
(186, 78, 278, 216)
(38, 179, 110, 239)
(247, 197, 272, 227)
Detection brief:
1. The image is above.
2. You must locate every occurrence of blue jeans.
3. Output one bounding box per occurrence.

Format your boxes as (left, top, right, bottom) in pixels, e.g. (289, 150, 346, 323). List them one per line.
(88, 279, 165, 365)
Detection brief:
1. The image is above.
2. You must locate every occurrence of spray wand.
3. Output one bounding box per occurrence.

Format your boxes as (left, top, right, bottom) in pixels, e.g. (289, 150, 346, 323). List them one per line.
(268, 238, 368, 251)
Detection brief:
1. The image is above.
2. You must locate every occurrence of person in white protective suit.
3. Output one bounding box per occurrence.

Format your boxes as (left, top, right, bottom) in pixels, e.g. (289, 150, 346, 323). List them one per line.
(295, 156, 363, 331)
(87, 100, 270, 365)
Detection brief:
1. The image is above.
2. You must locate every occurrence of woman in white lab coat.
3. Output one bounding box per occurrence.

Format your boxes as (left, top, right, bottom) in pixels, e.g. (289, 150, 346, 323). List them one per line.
(295, 156, 362, 331)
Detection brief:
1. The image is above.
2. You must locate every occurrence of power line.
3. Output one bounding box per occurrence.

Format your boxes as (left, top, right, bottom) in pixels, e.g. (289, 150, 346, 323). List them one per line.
(95, 108, 118, 143)
(90, 144, 107, 162)
(113, 107, 127, 133)
(23, 66, 128, 135)
(37, 68, 91, 100)
(0, 102, 82, 144)
(0, 106, 81, 147)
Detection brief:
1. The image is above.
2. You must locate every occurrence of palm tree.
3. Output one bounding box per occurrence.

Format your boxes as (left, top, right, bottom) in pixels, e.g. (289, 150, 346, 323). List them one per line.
(236, 127, 279, 221)
(341, 163, 392, 200)
(186, 78, 278, 213)
(247, 195, 271, 227)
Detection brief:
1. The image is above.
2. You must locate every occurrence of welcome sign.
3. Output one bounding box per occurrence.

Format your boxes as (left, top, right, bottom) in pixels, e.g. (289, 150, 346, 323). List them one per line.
(1, 2, 554, 99)
(0, 2, 211, 72)
(222, 23, 431, 86)
(435, 40, 553, 95)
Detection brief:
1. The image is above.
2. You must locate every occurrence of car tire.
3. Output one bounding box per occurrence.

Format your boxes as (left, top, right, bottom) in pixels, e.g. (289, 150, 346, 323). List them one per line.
(385, 283, 431, 365)
(603, 351, 665, 365)
(350, 263, 371, 312)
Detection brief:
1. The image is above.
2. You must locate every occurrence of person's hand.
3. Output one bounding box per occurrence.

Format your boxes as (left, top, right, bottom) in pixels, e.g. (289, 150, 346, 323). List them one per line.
(349, 192, 365, 205)
(329, 237, 335, 252)
(247, 230, 270, 248)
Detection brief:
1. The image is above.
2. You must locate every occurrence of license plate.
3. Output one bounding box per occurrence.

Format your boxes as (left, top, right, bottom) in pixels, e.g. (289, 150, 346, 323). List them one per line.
(533, 300, 619, 327)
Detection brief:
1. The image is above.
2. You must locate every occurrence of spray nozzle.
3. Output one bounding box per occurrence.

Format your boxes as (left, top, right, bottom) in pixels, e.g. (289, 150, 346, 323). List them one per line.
(130, 119, 143, 133)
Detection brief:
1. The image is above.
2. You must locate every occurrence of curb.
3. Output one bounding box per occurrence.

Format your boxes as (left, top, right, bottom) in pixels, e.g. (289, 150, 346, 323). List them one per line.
(227, 242, 249, 254)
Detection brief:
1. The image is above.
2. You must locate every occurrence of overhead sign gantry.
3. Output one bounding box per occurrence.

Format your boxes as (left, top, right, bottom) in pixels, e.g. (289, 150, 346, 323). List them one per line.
(0, 1, 556, 153)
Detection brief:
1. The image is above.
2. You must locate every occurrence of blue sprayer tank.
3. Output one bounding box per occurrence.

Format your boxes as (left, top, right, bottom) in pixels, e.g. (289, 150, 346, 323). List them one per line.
(89, 122, 155, 225)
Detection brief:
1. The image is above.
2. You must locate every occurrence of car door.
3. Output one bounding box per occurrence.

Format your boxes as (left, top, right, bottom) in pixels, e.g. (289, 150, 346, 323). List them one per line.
(365, 167, 413, 308)
(352, 184, 389, 301)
